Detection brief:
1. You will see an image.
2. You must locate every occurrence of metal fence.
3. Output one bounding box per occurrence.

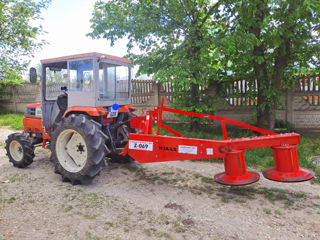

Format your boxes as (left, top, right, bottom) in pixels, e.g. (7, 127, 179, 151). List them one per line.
(296, 75, 320, 105)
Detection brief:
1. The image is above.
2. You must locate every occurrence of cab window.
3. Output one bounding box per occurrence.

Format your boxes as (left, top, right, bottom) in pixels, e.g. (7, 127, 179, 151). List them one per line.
(45, 61, 68, 100)
(99, 62, 129, 99)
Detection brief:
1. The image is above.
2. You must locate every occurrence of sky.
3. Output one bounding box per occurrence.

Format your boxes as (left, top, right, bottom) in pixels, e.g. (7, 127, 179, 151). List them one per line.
(30, 0, 139, 74)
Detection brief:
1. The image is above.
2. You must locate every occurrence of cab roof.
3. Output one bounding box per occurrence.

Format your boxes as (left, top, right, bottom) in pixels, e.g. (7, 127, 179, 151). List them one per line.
(40, 52, 131, 64)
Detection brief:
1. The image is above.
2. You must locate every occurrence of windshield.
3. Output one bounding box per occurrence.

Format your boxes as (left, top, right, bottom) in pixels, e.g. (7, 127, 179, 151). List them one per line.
(45, 61, 68, 100)
(69, 59, 93, 91)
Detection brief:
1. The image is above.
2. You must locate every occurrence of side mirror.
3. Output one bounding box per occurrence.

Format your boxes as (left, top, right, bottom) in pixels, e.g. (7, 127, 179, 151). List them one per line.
(29, 67, 37, 84)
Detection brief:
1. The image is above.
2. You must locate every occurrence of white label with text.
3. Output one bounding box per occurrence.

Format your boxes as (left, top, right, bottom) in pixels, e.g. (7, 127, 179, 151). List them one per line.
(129, 140, 153, 151)
(206, 148, 213, 155)
(107, 109, 118, 118)
(178, 145, 198, 155)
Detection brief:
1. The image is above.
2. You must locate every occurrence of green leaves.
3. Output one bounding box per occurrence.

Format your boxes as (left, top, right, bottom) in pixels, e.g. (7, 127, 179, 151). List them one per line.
(0, 0, 49, 84)
(89, 0, 320, 130)
(215, 0, 320, 129)
(89, 0, 221, 120)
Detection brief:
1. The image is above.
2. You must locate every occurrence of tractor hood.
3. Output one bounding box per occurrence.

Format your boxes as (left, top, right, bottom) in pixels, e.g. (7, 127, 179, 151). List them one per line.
(25, 103, 42, 118)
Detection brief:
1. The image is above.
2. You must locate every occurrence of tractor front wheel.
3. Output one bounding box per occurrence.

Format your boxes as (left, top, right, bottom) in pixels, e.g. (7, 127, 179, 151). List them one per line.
(51, 114, 109, 184)
(5, 133, 35, 168)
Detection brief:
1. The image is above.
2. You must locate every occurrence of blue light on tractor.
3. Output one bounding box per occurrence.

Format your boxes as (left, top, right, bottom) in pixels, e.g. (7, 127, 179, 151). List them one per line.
(112, 103, 119, 111)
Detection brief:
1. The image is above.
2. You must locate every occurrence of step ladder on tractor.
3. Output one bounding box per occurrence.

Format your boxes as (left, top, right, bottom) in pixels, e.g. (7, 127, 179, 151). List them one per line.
(5, 52, 315, 186)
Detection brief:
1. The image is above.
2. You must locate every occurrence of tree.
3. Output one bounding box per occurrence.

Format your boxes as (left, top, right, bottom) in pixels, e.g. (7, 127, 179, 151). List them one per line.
(88, 0, 222, 129)
(0, 0, 49, 86)
(215, 0, 320, 130)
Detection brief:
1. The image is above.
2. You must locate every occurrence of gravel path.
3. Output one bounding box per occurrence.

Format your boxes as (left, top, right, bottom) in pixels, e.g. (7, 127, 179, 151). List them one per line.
(0, 126, 15, 145)
(0, 127, 320, 240)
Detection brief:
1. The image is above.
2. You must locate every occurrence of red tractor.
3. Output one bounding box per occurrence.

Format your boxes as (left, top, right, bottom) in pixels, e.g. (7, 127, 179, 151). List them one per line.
(6, 53, 136, 184)
(5, 52, 315, 186)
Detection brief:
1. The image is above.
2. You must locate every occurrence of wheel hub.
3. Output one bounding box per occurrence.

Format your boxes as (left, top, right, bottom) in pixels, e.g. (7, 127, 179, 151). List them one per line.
(76, 143, 85, 154)
(56, 129, 88, 173)
(9, 140, 24, 162)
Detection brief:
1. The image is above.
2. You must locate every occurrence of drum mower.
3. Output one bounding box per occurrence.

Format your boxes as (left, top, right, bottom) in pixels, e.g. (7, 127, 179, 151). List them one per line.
(5, 52, 315, 186)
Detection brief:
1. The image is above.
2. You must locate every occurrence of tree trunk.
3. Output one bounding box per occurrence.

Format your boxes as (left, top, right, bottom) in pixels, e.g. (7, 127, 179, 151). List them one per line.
(190, 83, 200, 131)
(248, 0, 277, 131)
(256, 78, 276, 131)
(256, 102, 275, 131)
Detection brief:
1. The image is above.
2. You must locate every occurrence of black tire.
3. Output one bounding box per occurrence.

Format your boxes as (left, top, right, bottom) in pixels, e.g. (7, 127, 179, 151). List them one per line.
(5, 133, 34, 168)
(51, 114, 110, 185)
(124, 111, 139, 133)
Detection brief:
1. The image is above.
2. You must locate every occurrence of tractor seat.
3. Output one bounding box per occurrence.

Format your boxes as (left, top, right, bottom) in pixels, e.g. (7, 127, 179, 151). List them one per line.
(53, 94, 68, 124)
(57, 93, 68, 111)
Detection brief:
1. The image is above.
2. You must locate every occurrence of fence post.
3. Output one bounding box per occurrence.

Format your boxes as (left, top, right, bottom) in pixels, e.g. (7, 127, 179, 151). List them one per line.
(154, 80, 161, 106)
(286, 88, 294, 125)
(12, 86, 18, 113)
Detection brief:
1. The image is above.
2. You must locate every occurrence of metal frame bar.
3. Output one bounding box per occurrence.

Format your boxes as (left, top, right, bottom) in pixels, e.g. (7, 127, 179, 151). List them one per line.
(126, 98, 299, 164)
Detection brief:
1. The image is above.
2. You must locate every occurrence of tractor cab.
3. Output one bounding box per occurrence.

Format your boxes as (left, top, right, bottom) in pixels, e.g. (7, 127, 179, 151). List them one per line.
(40, 52, 132, 129)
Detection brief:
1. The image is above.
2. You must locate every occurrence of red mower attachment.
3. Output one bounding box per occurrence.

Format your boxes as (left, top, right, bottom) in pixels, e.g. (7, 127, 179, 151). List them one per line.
(123, 98, 315, 186)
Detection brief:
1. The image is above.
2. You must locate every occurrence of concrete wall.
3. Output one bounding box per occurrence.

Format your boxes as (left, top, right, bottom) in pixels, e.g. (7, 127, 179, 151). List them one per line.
(0, 83, 41, 113)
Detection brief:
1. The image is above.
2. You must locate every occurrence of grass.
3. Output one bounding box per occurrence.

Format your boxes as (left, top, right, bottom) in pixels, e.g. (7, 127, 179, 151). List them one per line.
(0, 110, 24, 130)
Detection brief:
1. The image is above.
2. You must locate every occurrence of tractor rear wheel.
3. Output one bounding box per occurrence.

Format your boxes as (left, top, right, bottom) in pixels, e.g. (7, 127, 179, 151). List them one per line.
(5, 133, 35, 168)
(51, 114, 109, 184)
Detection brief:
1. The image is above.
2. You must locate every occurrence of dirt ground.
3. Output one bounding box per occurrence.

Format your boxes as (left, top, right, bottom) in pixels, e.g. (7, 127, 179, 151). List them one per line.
(0, 127, 320, 240)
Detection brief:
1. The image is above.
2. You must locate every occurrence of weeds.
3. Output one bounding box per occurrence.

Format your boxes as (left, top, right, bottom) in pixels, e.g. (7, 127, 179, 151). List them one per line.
(75, 211, 96, 220)
(80, 192, 102, 209)
(5, 173, 28, 183)
(123, 163, 310, 209)
(105, 222, 114, 227)
(144, 228, 171, 239)
(200, 176, 216, 184)
(173, 221, 187, 233)
(144, 228, 156, 237)
(274, 209, 282, 215)
(64, 205, 73, 212)
(263, 208, 271, 214)
(0, 196, 16, 204)
(123, 164, 162, 183)
(85, 231, 100, 240)
(8, 196, 16, 204)
(216, 185, 307, 208)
